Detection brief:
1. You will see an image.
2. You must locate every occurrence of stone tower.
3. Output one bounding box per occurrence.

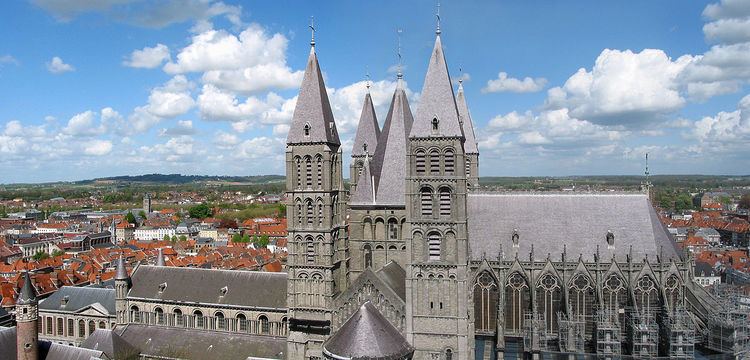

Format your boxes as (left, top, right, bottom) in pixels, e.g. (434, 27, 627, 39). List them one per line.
(349, 87, 380, 195)
(285, 37, 348, 359)
(456, 80, 479, 189)
(405, 30, 471, 358)
(143, 193, 151, 214)
(15, 271, 38, 360)
(114, 255, 131, 327)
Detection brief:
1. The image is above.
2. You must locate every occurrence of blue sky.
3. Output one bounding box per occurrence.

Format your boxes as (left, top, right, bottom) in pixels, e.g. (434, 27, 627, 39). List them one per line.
(1, 0, 749, 183)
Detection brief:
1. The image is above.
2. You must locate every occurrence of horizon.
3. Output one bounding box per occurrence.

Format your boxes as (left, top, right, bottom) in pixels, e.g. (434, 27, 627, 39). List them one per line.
(1, 0, 749, 183)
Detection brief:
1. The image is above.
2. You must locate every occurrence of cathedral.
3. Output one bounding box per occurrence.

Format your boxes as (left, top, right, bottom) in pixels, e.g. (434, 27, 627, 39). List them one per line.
(283, 20, 708, 360)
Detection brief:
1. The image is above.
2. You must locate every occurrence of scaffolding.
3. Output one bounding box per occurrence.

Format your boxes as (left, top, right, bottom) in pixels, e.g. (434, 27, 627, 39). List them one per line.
(662, 307, 695, 359)
(595, 309, 622, 356)
(523, 312, 556, 353)
(558, 312, 586, 353)
(705, 286, 750, 357)
(627, 311, 659, 357)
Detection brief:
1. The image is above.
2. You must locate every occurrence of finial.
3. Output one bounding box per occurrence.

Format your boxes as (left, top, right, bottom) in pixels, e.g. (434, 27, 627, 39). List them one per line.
(435, 1, 441, 35)
(309, 16, 316, 47)
(396, 28, 403, 80)
(365, 68, 371, 92)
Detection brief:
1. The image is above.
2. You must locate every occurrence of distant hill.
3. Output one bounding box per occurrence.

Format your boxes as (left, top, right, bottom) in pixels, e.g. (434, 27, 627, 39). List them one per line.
(81, 173, 285, 185)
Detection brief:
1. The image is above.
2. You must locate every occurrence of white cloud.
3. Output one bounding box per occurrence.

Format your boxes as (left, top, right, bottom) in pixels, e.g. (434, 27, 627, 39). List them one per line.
(138, 136, 195, 162)
(234, 137, 284, 160)
(197, 84, 294, 131)
(46, 56, 75, 74)
(327, 79, 415, 135)
(124, 43, 170, 68)
(144, 75, 195, 118)
(84, 140, 113, 156)
(691, 94, 750, 144)
(213, 130, 239, 149)
(63, 110, 108, 137)
(482, 72, 547, 93)
(518, 131, 551, 145)
(158, 120, 195, 136)
(488, 111, 533, 130)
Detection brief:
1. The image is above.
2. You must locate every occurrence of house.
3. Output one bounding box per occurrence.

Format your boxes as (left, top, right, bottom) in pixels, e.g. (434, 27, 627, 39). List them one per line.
(694, 262, 721, 287)
(37, 286, 116, 346)
(133, 226, 176, 242)
(695, 227, 721, 246)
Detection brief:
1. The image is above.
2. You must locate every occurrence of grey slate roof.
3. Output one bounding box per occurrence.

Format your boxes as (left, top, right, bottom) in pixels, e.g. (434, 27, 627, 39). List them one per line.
(351, 156, 376, 205)
(115, 255, 129, 280)
(456, 82, 479, 154)
(410, 35, 463, 139)
(286, 47, 340, 145)
(351, 92, 380, 157)
(467, 193, 680, 262)
(45, 343, 105, 360)
(39, 286, 115, 315)
(129, 265, 287, 309)
(17, 271, 36, 305)
(81, 329, 140, 360)
(323, 301, 413, 360)
(372, 86, 414, 205)
(375, 261, 406, 302)
(156, 248, 165, 266)
(116, 324, 285, 360)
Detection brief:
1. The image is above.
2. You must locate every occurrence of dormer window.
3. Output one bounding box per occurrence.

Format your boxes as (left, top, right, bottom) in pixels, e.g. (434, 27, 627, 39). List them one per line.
(304, 123, 311, 137)
(220, 286, 228, 296)
(432, 117, 439, 133)
(606, 230, 615, 248)
(158, 282, 167, 293)
(62, 295, 69, 306)
(512, 229, 519, 248)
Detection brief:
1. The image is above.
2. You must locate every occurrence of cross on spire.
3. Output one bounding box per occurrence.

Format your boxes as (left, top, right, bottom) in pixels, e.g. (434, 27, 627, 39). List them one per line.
(435, 1, 441, 35)
(397, 28, 403, 80)
(365, 67, 371, 92)
(309, 16, 316, 47)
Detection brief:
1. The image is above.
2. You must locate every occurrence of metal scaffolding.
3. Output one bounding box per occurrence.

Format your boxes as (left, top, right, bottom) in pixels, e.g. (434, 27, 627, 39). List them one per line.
(595, 309, 622, 356)
(627, 311, 659, 357)
(662, 307, 695, 359)
(558, 312, 586, 353)
(705, 286, 750, 357)
(523, 312, 556, 353)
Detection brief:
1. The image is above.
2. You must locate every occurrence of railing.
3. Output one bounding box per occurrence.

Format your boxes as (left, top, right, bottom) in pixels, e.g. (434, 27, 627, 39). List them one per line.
(129, 311, 288, 337)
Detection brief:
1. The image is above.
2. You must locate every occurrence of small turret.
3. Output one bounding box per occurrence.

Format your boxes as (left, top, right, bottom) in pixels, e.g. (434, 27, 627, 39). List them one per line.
(114, 255, 131, 326)
(16, 271, 38, 360)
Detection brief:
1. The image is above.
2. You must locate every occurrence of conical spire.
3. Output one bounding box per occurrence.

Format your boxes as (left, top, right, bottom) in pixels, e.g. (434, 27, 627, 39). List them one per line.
(115, 254, 129, 280)
(372, 82, 414, 205)
(410, 35, 462, 139)
(350, 154, 376, 205)
(351, 92, 380, 157)
(156, 248, 165, 266)
(286, 44, 340, 145)
(456, 81, 479, 154)
(17, 271, 37, 305)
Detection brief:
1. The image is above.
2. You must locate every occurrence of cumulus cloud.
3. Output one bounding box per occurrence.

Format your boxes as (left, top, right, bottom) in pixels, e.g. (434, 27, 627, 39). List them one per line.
(84, 140, 113, 156)
(327, 79, 415, 135)
(197, 84, 295, 131)
(46, 56, 75, 74)
(482, 72, 547, 93)
(0, 55, 19, 67)
(691, 94, 750, 145)
(213, 130, 239, 149)
(145, 75, 195, 118)
(138, 136, 195, 162)
(158, 120, 196, 136)
(124, 43, 170, 68)
(63, 110, 111, 137)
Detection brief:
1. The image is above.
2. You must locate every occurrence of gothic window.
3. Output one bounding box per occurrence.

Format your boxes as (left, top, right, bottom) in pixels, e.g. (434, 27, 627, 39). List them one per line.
(416, 150, 426, 174)
(295, 157, 301, 189)
(420, 187, 433, 217)
(282, 317, 288, 335)
(634, 275, 659, 315)
(430, 149, 441, 175)
(130, 305, 140, 323)
(664, 274, 682, 312)
(474, 271, 499, 333)
(388, 218, 398, 240)
(215, 311, 226, 330)
(78, 320, 85, 338)
(444, 149, 455, 175)
(304, 122, 310, 136)
(296, 200, 302, 226)
(537, 273, 562, 333)
(363, 218, 373, 240)
(155, 307, 164, 325)
(432, 117, 439, 132)
(364, 244, 372, 268)
(259, 315, 270, 334)
(174, 308, 183, 327)
(67, 318, 74, 337)
(238, 313, 247, 332)
(306, 236, 315, 264)
(602, 274, 627, 333)
(428, 232, 441, 261)
(194, 310, 204, 329)
(569, 273, 596, 340)
(505, 272, 529, 335)
(306, 200, 313, 226)
(305, 157, 312, 188)
(317, 200, 323, 227)
(316, 155, 323, 188)
(439, 187, 451, 216)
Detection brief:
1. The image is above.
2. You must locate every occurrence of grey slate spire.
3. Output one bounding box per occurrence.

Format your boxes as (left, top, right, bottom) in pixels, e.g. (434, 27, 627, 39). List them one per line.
(17, 271, 37, 305)
(286, 46, 340, 145)
(156, 248, 165, 266)
(456, 80, 479, 154)
(409, 35, 463, 139)
(372, 80, 414, 205)
(351, 92, 380, 157)
(115, 255, 129, 280)
(350, 154, 376, 205)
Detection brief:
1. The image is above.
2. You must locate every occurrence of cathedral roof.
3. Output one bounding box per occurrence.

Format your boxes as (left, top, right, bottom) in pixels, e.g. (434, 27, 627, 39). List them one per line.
(467, 193, 680, 262)
(456, 82, 479, 154)
(410, 35, 463, 139)
(351, 92, 380, 157)
(375, 261, 406, 302)
(371, 85, 414, 205)
(286, 46, 340, 146)
(323, 301, 413, 360)
(16, 271, 36, 305)
(350, 156, 376, 205)
(81, 329, 140, 360)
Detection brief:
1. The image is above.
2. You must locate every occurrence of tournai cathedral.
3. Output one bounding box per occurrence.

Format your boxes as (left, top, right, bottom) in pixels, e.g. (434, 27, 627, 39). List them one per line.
(4, 17, 727, 360)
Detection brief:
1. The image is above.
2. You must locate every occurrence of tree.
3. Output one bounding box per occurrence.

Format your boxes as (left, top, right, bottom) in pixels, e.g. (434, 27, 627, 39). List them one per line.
(126, 212, 136, 224)
(188, 203, 212, 219)
(232, 233, 243, 243)
(139, 210, 147, 219)
(255, 234, 270, 248)
(179, 235, 187, 242)
(719, 196, 732, 205)
(171, 235, 178, 242)
(163, 234, 171, 241)
(241, 234, 251, 243)
(32, 251, 49, 261)
(0, 206, 7, 218)
(277, 204, 287, 217)
(51, 250, 65, 257)
(740, 194, 750, 210)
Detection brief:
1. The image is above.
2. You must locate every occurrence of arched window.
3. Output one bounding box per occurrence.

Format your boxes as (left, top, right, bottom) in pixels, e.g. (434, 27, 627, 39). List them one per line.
(215, 311, 226, 330)
(238, 313, 247, 332)
(305, 157, 312, 188)
(421, 188, 433, 217)
(505, 272, 529, 334)
(474, 272, 499, 333)
(67, 319, 74, 337)
(416, 150, 426, 174)
(428, 232, 441, 261)
(364, 244, 372, 268)
(259, 315, 269, 334)
(295, 157, 301, 189)
(602, 274, 627, 334)
(78, 320, 85, 338)
(174, 308, 183, 327)
(388, 218, 398, 240)
(537, 273, 562, 333)
(634, 275, 659, 316)
(306, 236, 315, 264)
(316, 155, 323, 188)
(363, 218, 373, 240)
(296, 200, 302, 226)
(432, 118, 439, 132)
(88, 320, 95, 336)
(46, 317, 52, 334)
(430, 149, 440, 175)
(57, 317, 63, 335)
(317, 200, 323, 227)
(304, 122, 310, 136)
(154, 307, 164, 325)
(130, 305, 140, 323)
(444, 149, 455, 175)
(194, 310, 204, 329)
(98, 321, 106, 329)
(439, 187, 451, 216)
(445, 348, 453, 360)
(281, 317, 288, 335)
(569, 273, 596, 340)
(306, 200, 313, 226)
(465, 158, 471, 178)
(664, 274, 682, 312)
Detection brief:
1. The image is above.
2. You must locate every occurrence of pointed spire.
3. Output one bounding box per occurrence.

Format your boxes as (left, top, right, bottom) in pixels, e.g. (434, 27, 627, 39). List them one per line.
(156, 248, 165, 266)
(17, 271, 37, 305)
(352, 91, 380, 157)
(410, 34, 462, 138)
(351, 154, 376, 205)
(456, 79, 479, 154)
(115, 254, 129, 280)
(286, 21, 340, 146)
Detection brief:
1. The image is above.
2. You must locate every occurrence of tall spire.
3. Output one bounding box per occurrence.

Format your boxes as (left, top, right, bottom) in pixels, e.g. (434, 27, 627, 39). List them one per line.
(286, 20, 340, 146)
(456, 79, 479, 155)
(352, 89, 380, 157)
(351, 153, 376, 205)
(17, 271, 37, 305)
(115, 254, 129, 280)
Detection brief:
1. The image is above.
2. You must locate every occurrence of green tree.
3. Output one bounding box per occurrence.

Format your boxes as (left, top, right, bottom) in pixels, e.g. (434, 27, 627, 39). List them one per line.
(51, 250, 65, 257)
(125, 212, 136, 224)
(241, 234, 251, 243)
(232, 233, 243, 243)
(0, 206, 7, 218)
(277, 204, 287, 217)
(740, 193, 750, 210)
(32, 251, 50, 261)
(171, 235, 178, 242)
(255, 234, 270, 248)
(179, 235, 187, 242)
(163, 234, 171, 241)
(188, 203, 212, 219)
(139, 210, 147, 219)
(719, 196, 732, 205)
(675, 193, 694, 212)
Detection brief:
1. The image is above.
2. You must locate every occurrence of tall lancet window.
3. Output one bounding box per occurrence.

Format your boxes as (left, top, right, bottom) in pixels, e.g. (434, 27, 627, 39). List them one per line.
(306, 200, 313, 226)
(316, 155, 323, 188)
(428, 232, 441, 261)
(295, 157, 301, 189)
(505, 272, 529, 335)
(474, 271, 499, 333)
(364, 244, 372, 268)
(306, 236, 315, 264)
(430, 149, 440, 175)
(296, 201, 302, 226)
(305, 157, 312, 188)
(439, 187, 451, 216)
(444, 149, 455, 175)
(317, 200, 323, 227)
(420, 187, 433, 217)
(416, 150, 426, 174)
(537, 273, 562, 333)
(465, 158, 471, 178)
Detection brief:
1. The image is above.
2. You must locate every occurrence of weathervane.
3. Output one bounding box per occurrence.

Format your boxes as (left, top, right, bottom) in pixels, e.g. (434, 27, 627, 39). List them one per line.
(365, 67, 371, 92)
(397, 28, 403, 80)
(459, 66, 464, 85)
(309, 16, 316, 47)
(435, 1, 441, 35)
